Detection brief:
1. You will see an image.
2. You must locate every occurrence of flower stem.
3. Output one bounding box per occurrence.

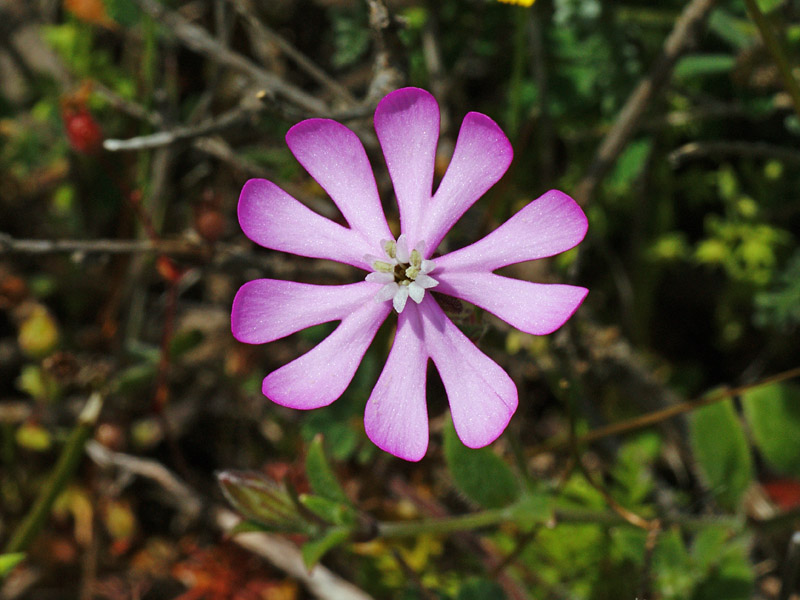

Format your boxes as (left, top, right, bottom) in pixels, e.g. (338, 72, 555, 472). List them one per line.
(377, 506, 514, 538)
(4, 393, 103, 554)
(743, 0, 800, 121)
(375, 502, 742, 539)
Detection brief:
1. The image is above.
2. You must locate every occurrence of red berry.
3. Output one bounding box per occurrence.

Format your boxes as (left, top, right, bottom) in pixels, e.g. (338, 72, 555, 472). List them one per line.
(63, 109, 104, 155)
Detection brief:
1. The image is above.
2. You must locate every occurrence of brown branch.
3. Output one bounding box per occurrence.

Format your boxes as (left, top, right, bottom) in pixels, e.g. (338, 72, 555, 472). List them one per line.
(573, 0, 717, 205)
(0, 233, 356, 282)
(533, 365, 800, 455)
(129, 0, 327, 115)
(0, 233, 203, 256)
(365, 0, 405, 103)
(103, 103, 259, 152)
(231, 0, 357, 107)
(668, 140, 800, 167)
(744, 0, 800, 122)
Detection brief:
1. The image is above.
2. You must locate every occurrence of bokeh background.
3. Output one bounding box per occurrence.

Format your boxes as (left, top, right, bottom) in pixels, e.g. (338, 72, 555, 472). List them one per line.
(1, 0, 800, 598)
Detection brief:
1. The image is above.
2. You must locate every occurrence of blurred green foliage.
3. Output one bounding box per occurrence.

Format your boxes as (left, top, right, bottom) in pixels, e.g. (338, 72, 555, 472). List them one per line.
(2, 0, 800, 597)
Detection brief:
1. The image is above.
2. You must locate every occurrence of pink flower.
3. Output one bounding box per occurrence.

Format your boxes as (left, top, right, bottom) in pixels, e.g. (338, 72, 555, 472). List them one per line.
(231, 88, 588, 461)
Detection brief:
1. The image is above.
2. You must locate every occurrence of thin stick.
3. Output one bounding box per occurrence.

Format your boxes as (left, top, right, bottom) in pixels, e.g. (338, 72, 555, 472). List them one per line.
(573, 0, 717, 205)
(669, 140, 800, 166)
(364, 0, 405, 103)
(104, 104, 257, 152)
(532, 365, 800, 455)
(779, 532, 800, 600)
(4, 394, 104, 553)
(130, 0, 327, 115)
(231, 0, 356, 106)
(743, 0, 800, 122)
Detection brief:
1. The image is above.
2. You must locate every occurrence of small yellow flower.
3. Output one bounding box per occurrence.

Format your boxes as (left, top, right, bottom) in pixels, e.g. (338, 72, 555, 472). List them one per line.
(498, 0, 536, 6)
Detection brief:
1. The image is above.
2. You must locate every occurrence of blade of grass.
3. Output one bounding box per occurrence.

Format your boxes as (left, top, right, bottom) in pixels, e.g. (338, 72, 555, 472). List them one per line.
(4, 393, 104, 554)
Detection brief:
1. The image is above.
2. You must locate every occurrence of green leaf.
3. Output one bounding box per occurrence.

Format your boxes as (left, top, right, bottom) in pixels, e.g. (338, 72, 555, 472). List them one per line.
(742, 383, 800, 476)
(301, 526, 351, 570)
(168, 328, 204, 358)
(755, 0, 785, 14)
(443, 417, 520, 509)
(674, 55, 736, 80)
(228, 519, 282, 535)
(305, 435, 349, 505)
(106, 0, 141, 27)
(708, 10, 756, 49)
(689, 399, 753, 510)
(654, 530, 697, 599)
(298, 494, 352, 526)
(507, 493, 553, 529)
(457, 578, 507, 600)
(0, 553, 25, 578)
(607, 138, 652, 195)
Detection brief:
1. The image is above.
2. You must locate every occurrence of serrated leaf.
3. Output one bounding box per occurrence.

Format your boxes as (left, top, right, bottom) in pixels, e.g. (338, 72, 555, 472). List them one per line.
(443, 417, 520, 509)
(0, 553, 25, 578)
(305, 435, 349, 505)
(742, 383, 800, 477)
(301, 526, 351, 570)
(689, 399, 753, 510)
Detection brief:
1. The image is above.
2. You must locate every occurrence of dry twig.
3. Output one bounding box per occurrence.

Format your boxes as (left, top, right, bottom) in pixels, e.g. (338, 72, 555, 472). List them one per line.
(573, 0, 717, 205)
(86, 442, 375, 600)
(130, 0, 327, 115)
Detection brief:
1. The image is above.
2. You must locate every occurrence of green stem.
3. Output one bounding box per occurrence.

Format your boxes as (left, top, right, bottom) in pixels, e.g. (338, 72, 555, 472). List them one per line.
(377, 506, 514, 539)
(375, 503, 743, 539)
(743, 0, 800, 121)
(4, 393, 103, 554)
(506, 6, 529, 136)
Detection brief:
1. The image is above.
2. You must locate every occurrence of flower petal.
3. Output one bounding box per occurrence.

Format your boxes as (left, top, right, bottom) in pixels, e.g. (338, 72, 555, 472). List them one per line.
(365, 307, 429, 461)
(393, 286, 409, 313)
(366, 272, 394, 284)
(422, 112, 513, 253)
(375, 282, 399, 303)
(408, 282, 425, 304)
(435, 272, 588, 335)
(419, 297, 518, 448)
(262, 300, 391, 409)
(286, 119, 393, 244)
(374, 88, 439, 244)
(231, 280, 376, 344)
(238, 179, 373, 269)
(435, 190, 588, 272)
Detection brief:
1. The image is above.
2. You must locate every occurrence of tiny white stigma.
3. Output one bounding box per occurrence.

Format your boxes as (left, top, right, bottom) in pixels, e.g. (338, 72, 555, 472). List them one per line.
(364, 237, 438, 313)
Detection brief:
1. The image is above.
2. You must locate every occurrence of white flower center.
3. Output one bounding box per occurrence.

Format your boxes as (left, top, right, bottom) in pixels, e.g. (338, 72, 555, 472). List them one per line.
(364, 234, 438, 313)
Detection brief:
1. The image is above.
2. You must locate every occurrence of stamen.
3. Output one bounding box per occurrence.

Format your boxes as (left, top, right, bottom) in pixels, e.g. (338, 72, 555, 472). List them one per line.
(410, 249, 422, 268)
(382, 239, 397, 259)
(365, 237, 439, 313)
(373, 260, 394, 273)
